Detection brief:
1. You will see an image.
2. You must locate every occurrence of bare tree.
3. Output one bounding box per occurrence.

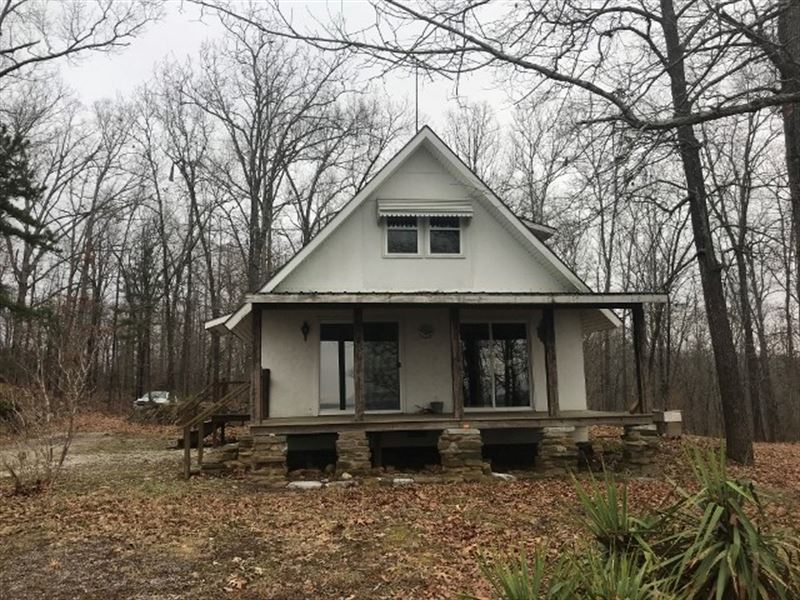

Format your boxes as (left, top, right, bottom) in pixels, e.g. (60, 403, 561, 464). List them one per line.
(443, 100, 500, 186)
(0, 0, 162, 83)
(197, 0, 800, 462)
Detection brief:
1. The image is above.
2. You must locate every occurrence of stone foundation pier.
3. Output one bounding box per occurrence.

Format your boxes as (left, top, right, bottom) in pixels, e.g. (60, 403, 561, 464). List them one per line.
(621, 425, 658, 475)
(437, 428, 487, 482)
(250, 433, 288, 485)
(535, 426, 579, 475)
(336, 431, 372, 476)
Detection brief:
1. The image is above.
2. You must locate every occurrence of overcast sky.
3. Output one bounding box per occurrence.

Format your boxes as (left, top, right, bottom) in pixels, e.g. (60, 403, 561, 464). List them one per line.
(61, 1, 510, 130)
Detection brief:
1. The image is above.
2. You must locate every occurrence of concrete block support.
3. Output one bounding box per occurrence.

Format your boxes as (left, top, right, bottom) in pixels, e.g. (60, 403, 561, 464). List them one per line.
(536, 426, 578, 475)
(437, 428, 487, 482)
(336, 431, 372, 475)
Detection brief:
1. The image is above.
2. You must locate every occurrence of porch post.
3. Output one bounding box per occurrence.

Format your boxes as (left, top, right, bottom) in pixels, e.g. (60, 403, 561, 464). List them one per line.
(450, 307, 464, 420)
(540, 307, 560, 417)
(353, 306, 365, 421)
(631, 303, 648, 414)
(251, 303, 262, 422)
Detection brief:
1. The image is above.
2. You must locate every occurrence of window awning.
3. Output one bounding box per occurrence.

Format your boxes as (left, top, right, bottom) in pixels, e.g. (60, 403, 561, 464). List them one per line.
(377, 198, 474, 220)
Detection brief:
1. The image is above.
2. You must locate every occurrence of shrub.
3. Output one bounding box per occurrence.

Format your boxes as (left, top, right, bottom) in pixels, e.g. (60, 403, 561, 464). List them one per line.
(469, 447, 800, 599)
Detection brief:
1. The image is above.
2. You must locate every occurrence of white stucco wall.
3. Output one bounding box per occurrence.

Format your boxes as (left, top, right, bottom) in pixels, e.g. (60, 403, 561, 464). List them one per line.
(274, 145, 572, 294)
(261, 306, 587, 418)
(259, 141, 590, 419)
(554, 310, 588, 411)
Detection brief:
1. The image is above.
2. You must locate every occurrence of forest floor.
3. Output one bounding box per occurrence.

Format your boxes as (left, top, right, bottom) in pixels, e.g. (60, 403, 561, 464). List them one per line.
(1, 415, 800, 600)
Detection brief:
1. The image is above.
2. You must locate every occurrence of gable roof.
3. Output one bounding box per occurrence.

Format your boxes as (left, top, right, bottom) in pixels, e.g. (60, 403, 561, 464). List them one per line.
(260, 125, 590, 295)
(214, 125, 623, 334)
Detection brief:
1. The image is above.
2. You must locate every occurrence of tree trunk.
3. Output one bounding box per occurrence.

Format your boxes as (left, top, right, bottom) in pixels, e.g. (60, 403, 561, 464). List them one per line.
(660, 0, 754, 463)
(735, 252, 765, 441)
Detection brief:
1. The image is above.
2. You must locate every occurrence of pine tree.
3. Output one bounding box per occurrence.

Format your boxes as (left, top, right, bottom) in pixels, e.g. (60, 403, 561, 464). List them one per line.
(0, 123, 52, 312)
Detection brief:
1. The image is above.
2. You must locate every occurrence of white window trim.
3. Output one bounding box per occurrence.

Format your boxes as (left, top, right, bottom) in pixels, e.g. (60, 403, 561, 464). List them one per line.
(383, 217, 466, 259)
(384, 217, 421, 257)
(460, 320, 534, 410)
(428, 217, 463, 257)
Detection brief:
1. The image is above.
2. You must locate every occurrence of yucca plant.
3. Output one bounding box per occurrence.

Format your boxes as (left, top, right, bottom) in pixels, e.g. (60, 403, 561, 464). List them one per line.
(468, 446, 799, 600)
(569, 551, 673, 600)
(462, 551, 575, 600)
(573, 472, 656, 560)
(661, 447, 800, 599)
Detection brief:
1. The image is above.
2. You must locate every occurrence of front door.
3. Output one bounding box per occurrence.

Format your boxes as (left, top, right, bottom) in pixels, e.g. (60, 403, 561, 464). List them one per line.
(364, 322, 400, 411)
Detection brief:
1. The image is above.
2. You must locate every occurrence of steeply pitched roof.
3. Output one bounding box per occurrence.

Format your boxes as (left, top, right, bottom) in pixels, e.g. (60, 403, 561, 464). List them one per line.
(259, 125, 591, 295)
(212, 125, 623, 334)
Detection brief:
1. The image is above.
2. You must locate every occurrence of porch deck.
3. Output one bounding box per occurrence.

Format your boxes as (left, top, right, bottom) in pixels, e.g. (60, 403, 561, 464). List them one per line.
(251, 410, 653, 435)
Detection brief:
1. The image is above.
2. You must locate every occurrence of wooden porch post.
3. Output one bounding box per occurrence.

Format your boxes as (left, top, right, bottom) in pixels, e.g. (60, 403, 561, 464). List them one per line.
(251, 303, 262, 423)
(540, 307, 560, 417)
(450, 307, 464, 420)
(353, 306, 365, 421)
(631, 303, 648, 414)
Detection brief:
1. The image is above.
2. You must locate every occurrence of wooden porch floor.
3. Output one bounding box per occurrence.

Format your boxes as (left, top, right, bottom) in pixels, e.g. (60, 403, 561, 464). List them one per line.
(251, 410, 653, 435)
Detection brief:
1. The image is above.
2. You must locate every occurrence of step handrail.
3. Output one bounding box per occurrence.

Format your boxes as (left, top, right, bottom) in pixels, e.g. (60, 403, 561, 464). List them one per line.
(183, 382, 249, 429)
(181, 381, 250, 479)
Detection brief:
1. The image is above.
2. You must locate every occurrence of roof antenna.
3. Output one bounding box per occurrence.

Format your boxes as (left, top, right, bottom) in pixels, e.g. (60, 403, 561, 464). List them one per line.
(415, 63, 419, 132)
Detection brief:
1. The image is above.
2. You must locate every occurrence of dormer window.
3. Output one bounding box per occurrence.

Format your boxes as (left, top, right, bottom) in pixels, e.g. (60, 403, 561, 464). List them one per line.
(386, 216, 419, 254)
(429, 217, 461, 254)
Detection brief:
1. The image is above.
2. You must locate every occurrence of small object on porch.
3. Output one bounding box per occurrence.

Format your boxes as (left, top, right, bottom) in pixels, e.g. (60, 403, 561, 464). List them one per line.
(429, 401, 444, 414)
(414, 404, 435, 414)
(653, 410, 683, 438)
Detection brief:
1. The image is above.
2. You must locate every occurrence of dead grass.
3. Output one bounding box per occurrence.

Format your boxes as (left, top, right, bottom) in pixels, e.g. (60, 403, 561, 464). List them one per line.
(1, 417, 799, 599)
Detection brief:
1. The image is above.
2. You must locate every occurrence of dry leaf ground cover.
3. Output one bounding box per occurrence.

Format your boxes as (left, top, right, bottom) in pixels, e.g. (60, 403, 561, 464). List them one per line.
(1, 416, 799, 600)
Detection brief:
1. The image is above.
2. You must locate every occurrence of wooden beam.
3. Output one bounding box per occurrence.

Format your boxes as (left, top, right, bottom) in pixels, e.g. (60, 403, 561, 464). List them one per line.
(261, 368, 271, 419)
(250, 411, 654, 436)
(251, 304, 262, 422)
(197, 423, 204, 466)
(631, 304, 648, 414)
(353, 306, 365, 421)
(450, 307, 464, 420)
(539, 308, 560, 417)
(243, 291, 669, 307)
(183, 425, 191, 479)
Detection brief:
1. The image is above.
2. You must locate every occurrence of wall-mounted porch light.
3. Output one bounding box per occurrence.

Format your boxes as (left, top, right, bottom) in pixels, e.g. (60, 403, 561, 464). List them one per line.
(301, 321, 310, 341)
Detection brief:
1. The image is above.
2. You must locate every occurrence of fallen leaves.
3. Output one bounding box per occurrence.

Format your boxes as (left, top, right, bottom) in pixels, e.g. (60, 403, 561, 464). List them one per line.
(1, 428, 799, 599)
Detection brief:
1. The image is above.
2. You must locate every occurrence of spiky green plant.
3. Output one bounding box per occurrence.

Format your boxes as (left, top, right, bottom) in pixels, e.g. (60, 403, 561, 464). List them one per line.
(467, 446, 800, 600)
(461, 551, 575, 600)
(569, 551, 673, 600)
(661, 447, 800, 599)
(573, 472, 656, 560)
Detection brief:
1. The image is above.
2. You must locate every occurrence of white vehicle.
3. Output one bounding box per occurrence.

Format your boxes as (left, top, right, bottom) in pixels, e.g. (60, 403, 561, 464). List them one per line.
(133, 391, 173, 407)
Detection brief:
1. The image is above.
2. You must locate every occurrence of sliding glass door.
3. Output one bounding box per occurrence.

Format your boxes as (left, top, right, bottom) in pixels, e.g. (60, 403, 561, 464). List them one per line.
(461, 322, 530, 408)
(319, 321, 400, 412)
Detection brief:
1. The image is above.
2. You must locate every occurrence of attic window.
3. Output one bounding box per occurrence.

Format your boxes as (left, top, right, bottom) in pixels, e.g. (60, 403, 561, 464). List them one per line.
(429, 217, 461, 254)
(386, 217, 419, 254)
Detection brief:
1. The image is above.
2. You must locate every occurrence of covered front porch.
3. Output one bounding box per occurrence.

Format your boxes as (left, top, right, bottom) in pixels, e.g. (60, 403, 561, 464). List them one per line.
(195, 292, 668, 480)
(236, 292, 667, 429)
